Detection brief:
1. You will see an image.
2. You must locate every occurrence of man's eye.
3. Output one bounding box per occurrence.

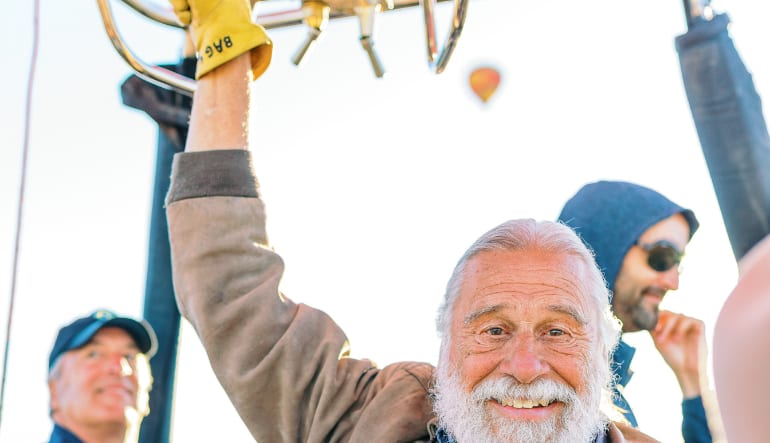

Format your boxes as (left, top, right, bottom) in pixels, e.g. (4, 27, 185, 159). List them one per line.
(86, 350, 101, 358)
(485, 327, 504, 336)
(547, 329, 565, 336)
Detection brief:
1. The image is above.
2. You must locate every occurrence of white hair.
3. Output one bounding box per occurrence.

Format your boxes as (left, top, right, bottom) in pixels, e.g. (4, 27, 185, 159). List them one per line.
(435, 219, 620, 367)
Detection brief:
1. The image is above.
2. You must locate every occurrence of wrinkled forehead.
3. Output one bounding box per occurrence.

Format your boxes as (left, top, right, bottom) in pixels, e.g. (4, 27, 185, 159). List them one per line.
(456, 249, 598, 316)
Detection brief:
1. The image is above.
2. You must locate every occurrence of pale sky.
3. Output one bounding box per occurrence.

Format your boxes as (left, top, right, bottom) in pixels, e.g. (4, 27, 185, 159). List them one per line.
(1, 0, 768, 441)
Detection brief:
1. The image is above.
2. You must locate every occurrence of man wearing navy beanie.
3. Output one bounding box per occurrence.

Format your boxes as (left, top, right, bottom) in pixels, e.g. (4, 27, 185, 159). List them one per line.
(559, 180, 712, 443)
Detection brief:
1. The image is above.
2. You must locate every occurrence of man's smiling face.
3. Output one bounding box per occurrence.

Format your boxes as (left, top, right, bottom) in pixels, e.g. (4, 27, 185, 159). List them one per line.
(434, 248, 609, 442)
(49, 327, 144, 430)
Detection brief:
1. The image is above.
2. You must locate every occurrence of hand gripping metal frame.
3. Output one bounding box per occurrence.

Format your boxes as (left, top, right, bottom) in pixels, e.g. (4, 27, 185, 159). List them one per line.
(96, 0, 468, 95)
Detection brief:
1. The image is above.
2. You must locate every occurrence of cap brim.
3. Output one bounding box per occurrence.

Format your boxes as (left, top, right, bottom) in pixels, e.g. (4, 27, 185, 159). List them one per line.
(104, 318, 158, 359)
(68, 317, 158, 359)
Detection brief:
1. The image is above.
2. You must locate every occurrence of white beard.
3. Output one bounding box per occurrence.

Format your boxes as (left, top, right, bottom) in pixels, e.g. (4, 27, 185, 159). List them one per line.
(432, 356, 609, 443)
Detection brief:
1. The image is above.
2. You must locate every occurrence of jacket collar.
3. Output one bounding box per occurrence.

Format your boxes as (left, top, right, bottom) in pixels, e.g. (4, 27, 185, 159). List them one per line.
(611, 339, 636, 387)
(48, 424, 84, 443)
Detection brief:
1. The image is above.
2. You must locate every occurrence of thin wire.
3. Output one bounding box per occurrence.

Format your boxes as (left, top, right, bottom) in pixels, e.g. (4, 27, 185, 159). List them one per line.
(0, 0, 41, 430)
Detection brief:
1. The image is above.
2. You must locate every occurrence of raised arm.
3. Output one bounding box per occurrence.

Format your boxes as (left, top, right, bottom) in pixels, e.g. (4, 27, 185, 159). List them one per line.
(164, 2, 435, 441)
(165, 1, 350, 439)
(714, 233, 770, 442)
(185, 51, 252, 151)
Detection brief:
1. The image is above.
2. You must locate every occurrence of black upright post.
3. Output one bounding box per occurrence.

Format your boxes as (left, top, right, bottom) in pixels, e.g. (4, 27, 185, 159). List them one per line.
(120, 58, 195, 443)
(677, 13, 770, 261)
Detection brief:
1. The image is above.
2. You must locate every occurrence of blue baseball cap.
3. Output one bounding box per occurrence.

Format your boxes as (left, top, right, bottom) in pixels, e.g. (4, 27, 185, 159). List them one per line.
(48, 309, 157, 371)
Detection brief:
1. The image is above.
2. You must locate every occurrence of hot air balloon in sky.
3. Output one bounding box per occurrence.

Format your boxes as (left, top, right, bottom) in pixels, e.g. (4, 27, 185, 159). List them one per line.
(469, 66, 501, 103)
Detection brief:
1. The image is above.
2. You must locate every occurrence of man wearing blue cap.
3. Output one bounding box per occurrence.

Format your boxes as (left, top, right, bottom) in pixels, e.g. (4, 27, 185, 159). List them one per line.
(46, 309, 157, 443)
(558, 181, 713, 442)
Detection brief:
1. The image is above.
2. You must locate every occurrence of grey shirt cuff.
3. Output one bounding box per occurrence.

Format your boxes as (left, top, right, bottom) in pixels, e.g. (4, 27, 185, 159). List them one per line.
(166, 149, 259, 204)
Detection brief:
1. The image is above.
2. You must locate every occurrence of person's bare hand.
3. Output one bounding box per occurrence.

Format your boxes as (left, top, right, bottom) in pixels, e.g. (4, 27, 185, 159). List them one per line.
(650, 310, 707, 398)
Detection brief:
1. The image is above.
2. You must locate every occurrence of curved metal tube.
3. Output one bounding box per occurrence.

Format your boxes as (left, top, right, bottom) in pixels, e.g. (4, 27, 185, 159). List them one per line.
(120, 0, 184, 28)
(119, 0, 326, 30)
(97, 0, 197, 95)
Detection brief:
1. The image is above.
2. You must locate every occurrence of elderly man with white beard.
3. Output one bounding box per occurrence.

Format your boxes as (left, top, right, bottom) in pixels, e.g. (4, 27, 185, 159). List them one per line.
(165, 0, 658, 441)
(431, 226, 623, 443)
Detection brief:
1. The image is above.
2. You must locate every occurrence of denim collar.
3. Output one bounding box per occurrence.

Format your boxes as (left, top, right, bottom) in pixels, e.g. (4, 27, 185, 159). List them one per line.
(48, 424, 84, 443)
(435, 427, 453, 443)
(611, 339, 636, 387)
(609, 339, 638, 427)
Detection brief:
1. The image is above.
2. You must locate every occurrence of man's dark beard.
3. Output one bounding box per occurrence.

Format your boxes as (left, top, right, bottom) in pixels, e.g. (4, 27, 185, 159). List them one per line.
(628, 293, 660, 331)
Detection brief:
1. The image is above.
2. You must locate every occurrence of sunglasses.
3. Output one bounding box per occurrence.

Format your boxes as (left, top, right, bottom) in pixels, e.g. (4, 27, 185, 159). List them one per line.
(635, 240, 684, 272)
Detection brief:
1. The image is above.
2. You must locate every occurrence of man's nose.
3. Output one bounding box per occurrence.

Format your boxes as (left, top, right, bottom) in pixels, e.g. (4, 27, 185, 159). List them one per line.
(104, 354, 133, 376)
(658, 266, 680, 291)
(498, 333, 549, 384)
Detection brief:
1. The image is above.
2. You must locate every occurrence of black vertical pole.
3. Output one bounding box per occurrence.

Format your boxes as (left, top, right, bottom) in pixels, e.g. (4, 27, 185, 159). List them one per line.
(676, 13, 770, 260)
(120, 58, 195, 443)
(139, 126, 181, 443)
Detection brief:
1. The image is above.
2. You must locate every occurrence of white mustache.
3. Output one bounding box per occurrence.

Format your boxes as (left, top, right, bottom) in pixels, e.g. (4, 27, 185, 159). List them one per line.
(471, 377, 578, 407)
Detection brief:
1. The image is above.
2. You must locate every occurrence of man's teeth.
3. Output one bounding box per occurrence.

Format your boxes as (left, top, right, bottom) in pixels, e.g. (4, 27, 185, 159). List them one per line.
(498, 398, 551, 408)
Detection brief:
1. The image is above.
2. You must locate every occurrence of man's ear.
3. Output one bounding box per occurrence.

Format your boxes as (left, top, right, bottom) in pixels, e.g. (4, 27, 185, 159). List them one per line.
(48, 378, 60, 415)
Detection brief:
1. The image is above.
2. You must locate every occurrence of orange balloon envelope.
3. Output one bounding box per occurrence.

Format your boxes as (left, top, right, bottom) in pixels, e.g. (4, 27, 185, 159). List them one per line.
(469, 67, 501, 103)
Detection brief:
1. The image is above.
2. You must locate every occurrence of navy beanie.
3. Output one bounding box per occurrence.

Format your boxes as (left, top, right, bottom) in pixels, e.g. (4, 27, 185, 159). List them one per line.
(558, 181, 699, 297)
